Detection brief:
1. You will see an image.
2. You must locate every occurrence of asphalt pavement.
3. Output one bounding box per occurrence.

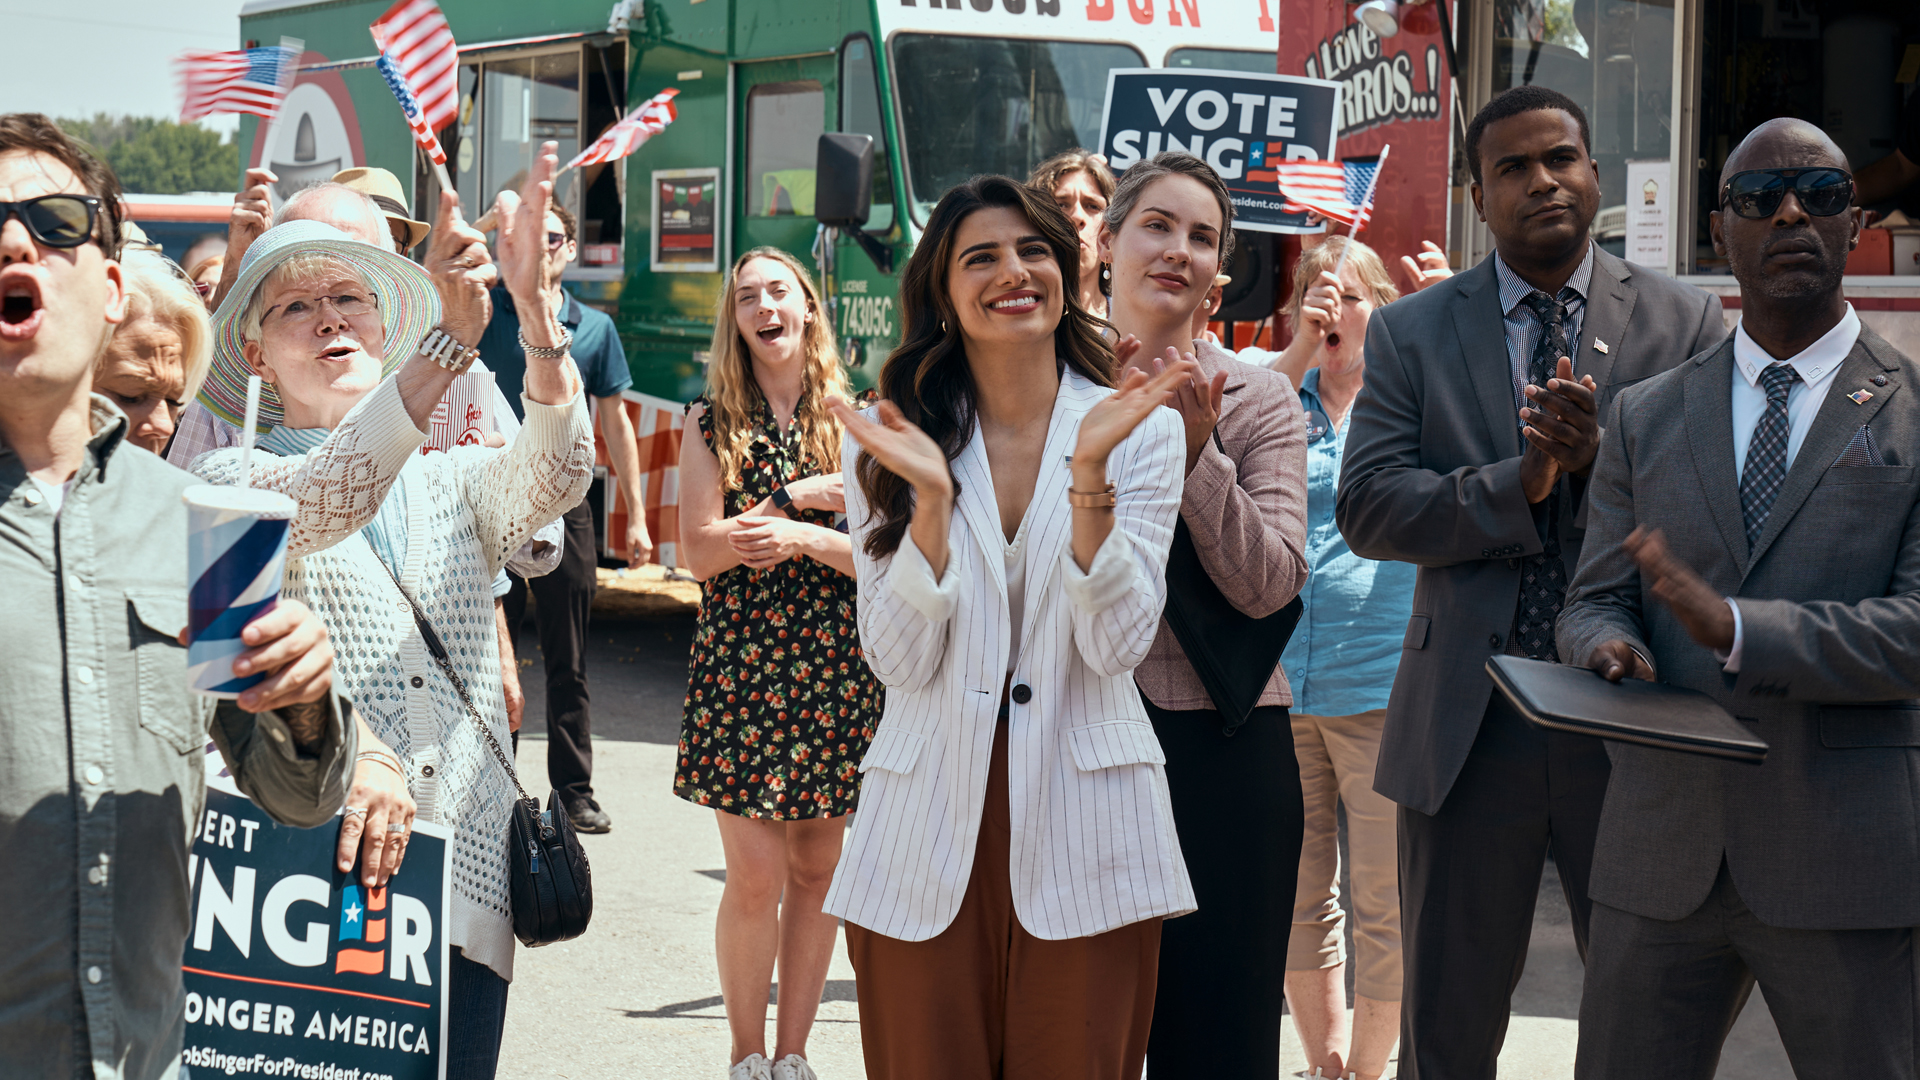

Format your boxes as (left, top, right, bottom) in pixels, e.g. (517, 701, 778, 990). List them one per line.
(496, 599, 1796, 1079)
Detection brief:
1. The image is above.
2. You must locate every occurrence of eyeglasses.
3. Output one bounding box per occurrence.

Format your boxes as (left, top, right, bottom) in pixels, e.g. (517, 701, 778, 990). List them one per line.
(0, 194, 101, 249)
(547, 232, 569, 250)
(262, 291, 379, 330)
(1719, 168, 1854, 220)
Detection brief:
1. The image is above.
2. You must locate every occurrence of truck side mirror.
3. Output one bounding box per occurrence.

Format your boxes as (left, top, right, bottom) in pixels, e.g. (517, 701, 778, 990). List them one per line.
(815, 133, 874, 228)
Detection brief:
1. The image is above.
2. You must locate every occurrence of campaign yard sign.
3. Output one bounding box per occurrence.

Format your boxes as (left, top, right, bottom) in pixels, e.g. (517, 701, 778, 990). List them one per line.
(183, 784, 450, 1080)
(1097, 69, 1341, 234)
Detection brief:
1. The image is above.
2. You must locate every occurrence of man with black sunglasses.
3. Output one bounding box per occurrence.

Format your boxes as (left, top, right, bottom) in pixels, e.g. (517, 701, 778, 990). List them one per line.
(0, 113, 357, 1080)
(1337, 85, 1726, 1078)
(1560, 117, 1920, 1073)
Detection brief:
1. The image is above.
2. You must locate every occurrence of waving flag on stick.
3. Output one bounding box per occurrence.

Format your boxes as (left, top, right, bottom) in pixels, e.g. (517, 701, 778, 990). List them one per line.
(1276, 155, 1386, 229)
(370, 0, 458, 134)
(376, 52, 452, 192)
(560, 89, 681, 177)
(176, 43, 300, 123)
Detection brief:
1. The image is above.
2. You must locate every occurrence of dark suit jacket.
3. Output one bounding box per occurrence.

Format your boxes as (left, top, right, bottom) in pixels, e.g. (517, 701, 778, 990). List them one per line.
(1558, 327, 1920, 930)
(1337, 245, 1725, 814)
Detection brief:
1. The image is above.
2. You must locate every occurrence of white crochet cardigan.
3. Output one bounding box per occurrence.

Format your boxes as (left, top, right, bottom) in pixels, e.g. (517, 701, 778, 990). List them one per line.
(191, 376, 594, 980)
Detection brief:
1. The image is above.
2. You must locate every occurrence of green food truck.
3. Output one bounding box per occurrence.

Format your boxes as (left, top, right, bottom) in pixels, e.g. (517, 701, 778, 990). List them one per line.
(236, 0, 1279, 557)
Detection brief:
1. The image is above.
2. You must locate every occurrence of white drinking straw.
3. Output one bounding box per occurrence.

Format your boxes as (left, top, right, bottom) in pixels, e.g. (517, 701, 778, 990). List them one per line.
(238, 374, 263, 490)
(1334, 143, 1391, 280)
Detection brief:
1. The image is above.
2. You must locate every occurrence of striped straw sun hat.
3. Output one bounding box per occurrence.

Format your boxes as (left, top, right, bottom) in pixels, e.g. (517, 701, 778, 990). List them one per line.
(199, 219, 441, 430)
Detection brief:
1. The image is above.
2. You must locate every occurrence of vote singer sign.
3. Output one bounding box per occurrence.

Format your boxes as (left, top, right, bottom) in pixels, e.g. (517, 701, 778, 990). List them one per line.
(183, 783, 451, 1080)
(1098, 68, 1341, 234)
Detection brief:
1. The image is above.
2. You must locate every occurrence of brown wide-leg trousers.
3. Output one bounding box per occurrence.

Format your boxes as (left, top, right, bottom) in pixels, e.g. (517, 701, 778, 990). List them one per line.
(844, 713, 1163, 1080)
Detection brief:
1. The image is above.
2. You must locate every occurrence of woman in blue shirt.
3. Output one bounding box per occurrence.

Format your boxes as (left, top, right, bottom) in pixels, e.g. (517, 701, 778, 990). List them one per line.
(1269, 235, 1446, 1080)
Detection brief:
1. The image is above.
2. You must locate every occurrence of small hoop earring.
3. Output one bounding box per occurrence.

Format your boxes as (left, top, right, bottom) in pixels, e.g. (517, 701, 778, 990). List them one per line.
(940, 320, 948, 333)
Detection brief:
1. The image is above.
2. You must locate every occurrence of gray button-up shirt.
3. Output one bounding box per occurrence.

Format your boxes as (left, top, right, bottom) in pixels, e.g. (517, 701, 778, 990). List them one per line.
(0, 398, 356, 1080)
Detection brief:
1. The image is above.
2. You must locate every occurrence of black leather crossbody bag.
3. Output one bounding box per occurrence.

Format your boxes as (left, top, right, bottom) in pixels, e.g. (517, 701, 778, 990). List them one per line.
(1161, 516, 1305, 735)
(375, 557, 593, 947)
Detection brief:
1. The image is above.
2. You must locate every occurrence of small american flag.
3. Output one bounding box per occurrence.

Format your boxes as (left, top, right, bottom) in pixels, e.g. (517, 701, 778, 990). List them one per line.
(1276, 158, 1380, 229)
(376, 53, 447, 166)
(564, 89, 681, 171)
(370, 0, 458, 133)
(176, 45, 299, 123)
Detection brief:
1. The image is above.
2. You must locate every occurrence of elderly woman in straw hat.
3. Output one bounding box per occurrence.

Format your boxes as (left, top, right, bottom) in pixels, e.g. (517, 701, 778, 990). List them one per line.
(189, 146, 593, 1080)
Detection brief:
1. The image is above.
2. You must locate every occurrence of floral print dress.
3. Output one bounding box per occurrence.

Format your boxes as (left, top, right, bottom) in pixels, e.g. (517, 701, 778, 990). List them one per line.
(673, 395, 881, 819)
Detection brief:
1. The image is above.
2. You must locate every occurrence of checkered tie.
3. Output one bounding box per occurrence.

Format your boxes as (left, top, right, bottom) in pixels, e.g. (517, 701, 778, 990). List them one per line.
(1740, 363, 1802, 550)
(1512, 291, 1573, 661)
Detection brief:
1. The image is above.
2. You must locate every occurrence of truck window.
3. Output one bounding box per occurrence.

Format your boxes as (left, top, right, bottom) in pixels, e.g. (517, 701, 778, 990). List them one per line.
(747, 81, 825, 217)
(839, 37, 894, 233)
(889, 35, 1144, 221)
(1165, 48, 1278, 74)
(480, 51, 584, 214)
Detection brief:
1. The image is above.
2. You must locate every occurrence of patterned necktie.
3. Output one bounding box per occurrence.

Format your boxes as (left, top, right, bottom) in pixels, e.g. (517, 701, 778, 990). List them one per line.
(1512, 291, 1573, 661)
(1740, 363, 1803, 550)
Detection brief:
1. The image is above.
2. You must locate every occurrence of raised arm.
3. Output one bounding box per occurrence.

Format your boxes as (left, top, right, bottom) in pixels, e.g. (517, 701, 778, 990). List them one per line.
(1062, 404, 1185, 676)
(830, 401, 958, 693)
(190, 376, 425, 557)
(1183, 370, 1308, 618)
(1336, 311, 1542, 568)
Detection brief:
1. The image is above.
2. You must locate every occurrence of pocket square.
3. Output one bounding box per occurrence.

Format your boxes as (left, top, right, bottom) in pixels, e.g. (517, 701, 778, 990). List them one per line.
(1833, 425, 1886, 467)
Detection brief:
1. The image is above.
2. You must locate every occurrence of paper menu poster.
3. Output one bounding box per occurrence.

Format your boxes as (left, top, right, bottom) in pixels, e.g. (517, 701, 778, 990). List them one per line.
(423, 370, 494, 454)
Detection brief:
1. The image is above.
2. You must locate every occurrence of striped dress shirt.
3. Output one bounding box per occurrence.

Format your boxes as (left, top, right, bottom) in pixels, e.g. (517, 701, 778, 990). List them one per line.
(1494, 244, 1593, 423)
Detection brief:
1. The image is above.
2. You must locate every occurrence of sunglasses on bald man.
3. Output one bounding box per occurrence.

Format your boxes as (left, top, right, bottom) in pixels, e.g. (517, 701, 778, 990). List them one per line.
(1718, 167, 1854, 220)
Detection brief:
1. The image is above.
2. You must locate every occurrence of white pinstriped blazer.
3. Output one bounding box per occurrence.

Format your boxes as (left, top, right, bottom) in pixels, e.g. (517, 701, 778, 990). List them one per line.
(823, 372, 1198, 942)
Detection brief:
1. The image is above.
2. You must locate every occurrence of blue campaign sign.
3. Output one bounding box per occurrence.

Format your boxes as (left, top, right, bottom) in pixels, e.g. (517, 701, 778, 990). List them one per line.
(182, 783, 450, 1080)
(1097, 68, 1342, 234)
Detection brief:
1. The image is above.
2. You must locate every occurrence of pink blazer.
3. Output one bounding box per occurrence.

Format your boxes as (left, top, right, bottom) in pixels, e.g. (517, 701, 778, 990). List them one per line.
(1133, 339, 1310, 711)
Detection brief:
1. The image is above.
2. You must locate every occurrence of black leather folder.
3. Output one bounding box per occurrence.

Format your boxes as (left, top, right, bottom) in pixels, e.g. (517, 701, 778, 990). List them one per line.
(1486, 655, 1767, 763)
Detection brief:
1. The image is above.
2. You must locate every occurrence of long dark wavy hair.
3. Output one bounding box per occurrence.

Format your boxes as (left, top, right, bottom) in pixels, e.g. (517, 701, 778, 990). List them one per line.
(856, 174, 1116, 558)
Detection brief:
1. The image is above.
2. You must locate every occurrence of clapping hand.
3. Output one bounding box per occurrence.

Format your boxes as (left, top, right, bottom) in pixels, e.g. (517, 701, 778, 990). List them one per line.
(1400, 240, 1453, 292)
(1623, 526, 1735, 652)
(827, 396, 952, 501)
(1073, 357, 1201, 472)
(1152, 347, 1227, 475)
(1519, 356, 1599, 502)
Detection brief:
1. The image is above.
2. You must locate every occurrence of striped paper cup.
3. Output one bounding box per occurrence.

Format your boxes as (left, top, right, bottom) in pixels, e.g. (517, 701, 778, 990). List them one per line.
(184, 485, 298, 698)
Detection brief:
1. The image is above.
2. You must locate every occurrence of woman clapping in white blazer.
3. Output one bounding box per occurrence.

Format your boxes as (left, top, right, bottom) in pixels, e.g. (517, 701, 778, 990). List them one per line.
(823, 175, 1198, 1080)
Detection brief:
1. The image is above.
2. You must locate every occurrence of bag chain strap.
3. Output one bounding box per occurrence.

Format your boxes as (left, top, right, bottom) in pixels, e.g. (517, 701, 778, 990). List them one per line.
(373, 554, 533, 805)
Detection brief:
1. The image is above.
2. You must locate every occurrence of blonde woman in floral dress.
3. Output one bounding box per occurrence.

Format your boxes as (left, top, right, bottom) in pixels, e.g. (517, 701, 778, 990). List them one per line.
(676, 246, 880, 1080)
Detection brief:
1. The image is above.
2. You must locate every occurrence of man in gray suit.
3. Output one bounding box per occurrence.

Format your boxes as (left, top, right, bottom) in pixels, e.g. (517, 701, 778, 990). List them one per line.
(1560, 118, 1920, 1075)
(1338, 86, 1724, 1077)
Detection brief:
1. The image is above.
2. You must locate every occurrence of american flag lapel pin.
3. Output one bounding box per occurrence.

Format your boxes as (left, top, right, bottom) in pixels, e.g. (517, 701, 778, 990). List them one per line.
(1593, 339, 1609, 354)
(1850, 389, 1874, 405)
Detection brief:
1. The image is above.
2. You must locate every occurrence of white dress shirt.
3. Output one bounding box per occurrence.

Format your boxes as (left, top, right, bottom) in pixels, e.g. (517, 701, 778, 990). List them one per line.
(1720, 304, 1862, 670)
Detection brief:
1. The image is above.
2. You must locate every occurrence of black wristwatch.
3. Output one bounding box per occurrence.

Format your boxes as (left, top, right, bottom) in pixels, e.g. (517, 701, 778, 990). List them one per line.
(770, 485, 795, 514)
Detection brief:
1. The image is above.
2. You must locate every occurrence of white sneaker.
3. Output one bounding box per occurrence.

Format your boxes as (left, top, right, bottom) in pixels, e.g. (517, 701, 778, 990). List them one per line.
(729, 1054, 773, 1080)
(771, 1054, 818, 1080)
